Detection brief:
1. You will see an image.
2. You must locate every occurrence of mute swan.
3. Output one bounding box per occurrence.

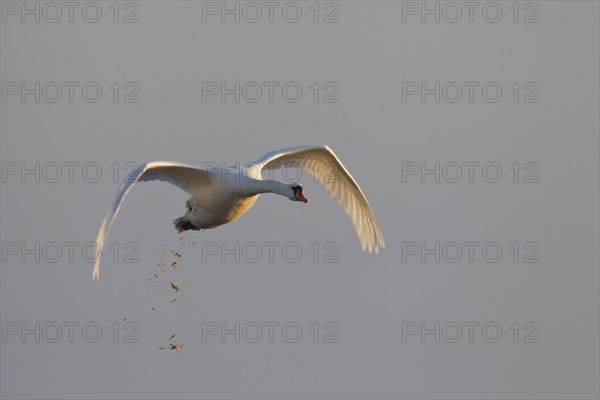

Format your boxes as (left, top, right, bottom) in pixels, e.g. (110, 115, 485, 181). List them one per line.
(92, 145, 384, 280)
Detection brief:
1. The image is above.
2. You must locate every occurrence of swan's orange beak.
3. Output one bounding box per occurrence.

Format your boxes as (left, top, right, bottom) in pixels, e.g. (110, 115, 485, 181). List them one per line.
(296, 191, 309, 203)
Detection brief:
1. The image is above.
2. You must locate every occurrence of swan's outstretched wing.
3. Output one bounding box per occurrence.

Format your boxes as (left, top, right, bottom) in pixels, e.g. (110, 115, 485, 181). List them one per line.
(255, 145, 385, 253)
(92, 162, 214, 281)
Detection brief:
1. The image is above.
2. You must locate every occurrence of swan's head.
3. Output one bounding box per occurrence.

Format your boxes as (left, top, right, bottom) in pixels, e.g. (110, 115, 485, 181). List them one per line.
(289, 184, 308, 203)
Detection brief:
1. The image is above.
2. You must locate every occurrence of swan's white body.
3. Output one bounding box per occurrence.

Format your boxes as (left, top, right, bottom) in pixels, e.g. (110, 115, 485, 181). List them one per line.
(92, 145, 384, 280)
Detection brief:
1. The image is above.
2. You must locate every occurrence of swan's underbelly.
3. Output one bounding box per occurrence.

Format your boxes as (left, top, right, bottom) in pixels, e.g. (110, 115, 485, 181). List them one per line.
(189, 194, 259, 229)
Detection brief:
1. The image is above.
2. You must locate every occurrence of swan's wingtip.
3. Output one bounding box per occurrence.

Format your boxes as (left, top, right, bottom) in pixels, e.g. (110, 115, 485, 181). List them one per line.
(92, 265, 100, 281)
(370, 241, 384, 254)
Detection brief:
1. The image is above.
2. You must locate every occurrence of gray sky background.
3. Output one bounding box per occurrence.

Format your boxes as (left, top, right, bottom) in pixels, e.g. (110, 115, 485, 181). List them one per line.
(1, 1, 599, 399)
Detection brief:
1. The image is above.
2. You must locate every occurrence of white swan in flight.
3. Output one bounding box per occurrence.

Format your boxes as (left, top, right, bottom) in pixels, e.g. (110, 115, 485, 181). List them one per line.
(92, 145, 385, 280)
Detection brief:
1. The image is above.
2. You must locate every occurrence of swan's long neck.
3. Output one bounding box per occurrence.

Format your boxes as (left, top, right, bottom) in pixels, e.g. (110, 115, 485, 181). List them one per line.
(241, 179, 289, 197)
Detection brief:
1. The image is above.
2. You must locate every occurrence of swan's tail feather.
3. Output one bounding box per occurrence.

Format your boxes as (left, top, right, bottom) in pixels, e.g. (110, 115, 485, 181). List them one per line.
(174, 216, 198, 233)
